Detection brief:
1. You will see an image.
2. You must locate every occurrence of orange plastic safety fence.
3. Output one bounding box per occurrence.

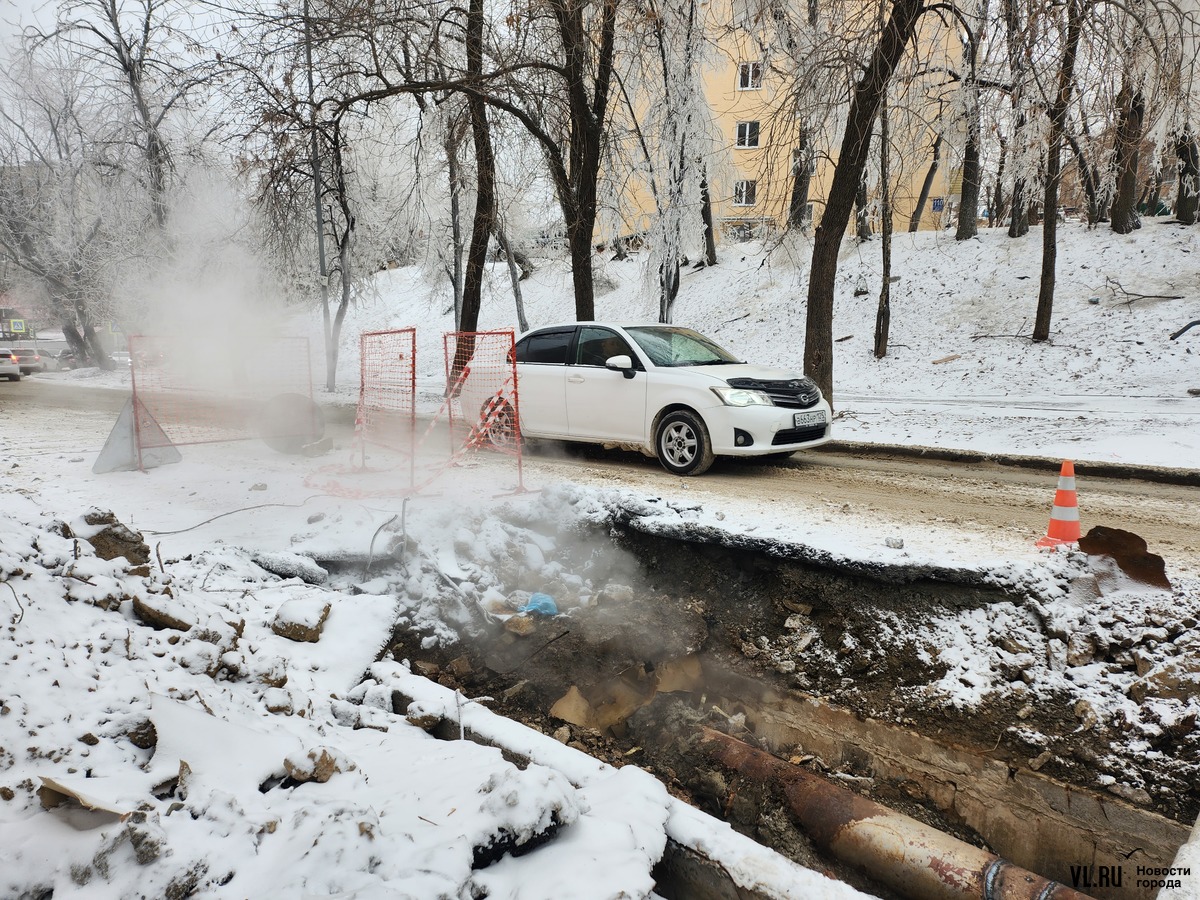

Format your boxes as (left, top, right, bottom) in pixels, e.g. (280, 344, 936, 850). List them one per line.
(443, 330, 525, 490)
(300, 329, 527, 499)
(356, 328, 417, 459)
(129, 335, 315, 450)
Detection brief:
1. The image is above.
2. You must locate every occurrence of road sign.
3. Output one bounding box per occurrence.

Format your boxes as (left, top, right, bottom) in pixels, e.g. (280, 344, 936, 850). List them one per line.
(9, 319, 25, 333)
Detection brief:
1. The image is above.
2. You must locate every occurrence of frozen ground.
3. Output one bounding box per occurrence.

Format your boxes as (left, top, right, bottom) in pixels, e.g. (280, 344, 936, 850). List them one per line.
(2, 223, 1199, 897)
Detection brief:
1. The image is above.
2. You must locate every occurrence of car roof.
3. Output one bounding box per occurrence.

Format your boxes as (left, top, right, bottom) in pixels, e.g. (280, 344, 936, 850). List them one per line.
(519, 322, 695, 337)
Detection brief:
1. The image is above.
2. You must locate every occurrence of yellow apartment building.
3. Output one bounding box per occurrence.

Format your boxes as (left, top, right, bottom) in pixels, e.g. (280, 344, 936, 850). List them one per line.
(699, 0, 963, 240)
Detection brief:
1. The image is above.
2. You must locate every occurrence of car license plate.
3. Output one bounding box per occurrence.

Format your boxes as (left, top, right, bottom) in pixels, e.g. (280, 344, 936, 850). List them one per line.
(793, 411, 825, 428)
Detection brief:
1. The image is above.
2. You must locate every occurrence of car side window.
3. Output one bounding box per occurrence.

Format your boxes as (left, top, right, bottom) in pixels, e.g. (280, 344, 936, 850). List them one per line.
(515, 328, 575, 364)
(574, 327, 636, 368)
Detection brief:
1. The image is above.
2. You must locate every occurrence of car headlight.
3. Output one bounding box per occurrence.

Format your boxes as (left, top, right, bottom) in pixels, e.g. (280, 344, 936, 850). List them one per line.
(711, 386, 774, 407)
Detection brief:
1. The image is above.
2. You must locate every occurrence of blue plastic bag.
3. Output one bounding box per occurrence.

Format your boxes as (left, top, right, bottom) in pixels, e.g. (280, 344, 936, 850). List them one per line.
(520, 592, 558, 616)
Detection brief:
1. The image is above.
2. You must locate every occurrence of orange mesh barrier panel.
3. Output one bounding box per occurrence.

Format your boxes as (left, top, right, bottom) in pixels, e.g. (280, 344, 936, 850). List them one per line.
(129, 335, 316, 451)
(357, 328, 417, 455)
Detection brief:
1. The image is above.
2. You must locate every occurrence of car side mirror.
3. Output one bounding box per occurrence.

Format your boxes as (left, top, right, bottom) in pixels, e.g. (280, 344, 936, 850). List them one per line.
(605, 355, 636, 378)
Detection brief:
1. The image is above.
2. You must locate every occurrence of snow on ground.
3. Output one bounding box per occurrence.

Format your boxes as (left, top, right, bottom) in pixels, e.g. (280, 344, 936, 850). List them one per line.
(2, 223, 1200, 897)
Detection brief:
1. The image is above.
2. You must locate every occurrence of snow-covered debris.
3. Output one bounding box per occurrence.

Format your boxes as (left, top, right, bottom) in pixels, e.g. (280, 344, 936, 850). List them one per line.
(271, 593, 332, 642)
(251, 549, 328, 584)
(0, 509, 673, 899)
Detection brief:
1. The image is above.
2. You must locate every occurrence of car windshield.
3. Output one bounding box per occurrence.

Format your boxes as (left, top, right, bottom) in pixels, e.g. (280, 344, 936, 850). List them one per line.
(624, 326, 741, 367)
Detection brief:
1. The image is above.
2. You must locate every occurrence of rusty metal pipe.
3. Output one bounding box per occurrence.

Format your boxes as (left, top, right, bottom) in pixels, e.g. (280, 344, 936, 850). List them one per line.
(702, 728, 1097, 900)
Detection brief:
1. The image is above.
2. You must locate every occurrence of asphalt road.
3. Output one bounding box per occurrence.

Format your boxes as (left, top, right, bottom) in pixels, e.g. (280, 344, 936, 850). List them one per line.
(5, 374, 1198, 578)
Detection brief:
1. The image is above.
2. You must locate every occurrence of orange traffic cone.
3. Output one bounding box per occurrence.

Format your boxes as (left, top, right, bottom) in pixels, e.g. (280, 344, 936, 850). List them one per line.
(1036, 460, 1081, 548)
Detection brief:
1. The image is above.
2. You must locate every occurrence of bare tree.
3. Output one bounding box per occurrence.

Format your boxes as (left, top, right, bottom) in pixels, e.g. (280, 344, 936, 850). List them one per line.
(30, 0, 218, 229)
(1033, 0, 1083, 343)
(611, 0, 712, 322)
(224, 2, 418, 390)
(1109, 83, 1145, 233)
(804, 0, 927, 404)
(1179, 129, 1200, 223)
(0, 54, 130, 367)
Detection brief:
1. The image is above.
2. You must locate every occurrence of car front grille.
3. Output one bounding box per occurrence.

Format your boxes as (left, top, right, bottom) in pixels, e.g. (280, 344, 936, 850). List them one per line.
(772, 425, 828, 446)
(726, 377, 821, 409)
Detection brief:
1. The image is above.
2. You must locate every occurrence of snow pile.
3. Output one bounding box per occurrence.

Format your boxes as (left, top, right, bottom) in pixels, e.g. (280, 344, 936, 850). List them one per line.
(0, 505, 662, 899)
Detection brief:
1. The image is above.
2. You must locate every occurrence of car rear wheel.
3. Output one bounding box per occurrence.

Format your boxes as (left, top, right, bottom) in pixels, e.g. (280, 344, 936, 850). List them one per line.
(7, 373, 21, 382)
(655, 410, 714, 476)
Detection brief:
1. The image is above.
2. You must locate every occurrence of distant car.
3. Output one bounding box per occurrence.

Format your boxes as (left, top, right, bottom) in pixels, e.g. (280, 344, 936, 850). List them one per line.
(48, 348, 79, 371)
(111, 351, 132, 368)
(464, 323, 832, 475)
(0, 347, 22, 381)
(39, 348, 78, 371)
(132, 347, 165, 368)
(13, 348, 46, 374)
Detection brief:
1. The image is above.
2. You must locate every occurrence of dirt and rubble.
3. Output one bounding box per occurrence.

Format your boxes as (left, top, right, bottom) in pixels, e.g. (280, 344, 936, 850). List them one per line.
(359, 485, 1200, 888)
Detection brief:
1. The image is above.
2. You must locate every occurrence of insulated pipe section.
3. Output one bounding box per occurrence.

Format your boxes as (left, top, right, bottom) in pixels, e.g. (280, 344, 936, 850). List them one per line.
(702, 729, 1097, 900)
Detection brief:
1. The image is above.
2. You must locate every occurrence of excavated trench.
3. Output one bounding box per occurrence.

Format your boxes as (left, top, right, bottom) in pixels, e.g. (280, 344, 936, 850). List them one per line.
(368, 504, 1197, 900)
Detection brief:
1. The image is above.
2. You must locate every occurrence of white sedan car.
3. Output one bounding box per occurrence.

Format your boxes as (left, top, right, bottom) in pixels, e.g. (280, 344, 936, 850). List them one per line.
(472, 323, 832, 475)
(0, 347, 22, 381)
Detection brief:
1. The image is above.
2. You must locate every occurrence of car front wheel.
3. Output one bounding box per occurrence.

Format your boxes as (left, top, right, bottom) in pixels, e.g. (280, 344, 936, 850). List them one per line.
(480, 397, 520, 451)
(655, 410, 714, 476)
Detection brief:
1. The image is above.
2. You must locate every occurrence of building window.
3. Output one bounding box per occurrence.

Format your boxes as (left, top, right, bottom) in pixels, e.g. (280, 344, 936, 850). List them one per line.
(791, 148, 816, 175)
(736, 121, 760, 148)
(733, 180, 757, 206)
(737, 62, 762, 90)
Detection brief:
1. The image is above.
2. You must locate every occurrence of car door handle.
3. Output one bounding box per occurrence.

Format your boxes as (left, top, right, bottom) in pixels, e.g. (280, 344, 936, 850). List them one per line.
(568, 375, 585, 383)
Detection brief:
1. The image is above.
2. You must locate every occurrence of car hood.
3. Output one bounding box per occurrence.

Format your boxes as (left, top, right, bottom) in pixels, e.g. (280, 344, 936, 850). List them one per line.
(670, 363, 809, 383)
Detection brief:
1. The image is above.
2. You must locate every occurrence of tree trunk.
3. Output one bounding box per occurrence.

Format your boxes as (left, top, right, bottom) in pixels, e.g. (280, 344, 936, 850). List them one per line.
(700, 174, 718, 265)
(955, 7, 982, 241)
(322, 119, 355, 392)
(452, 0, 499, 385)
(493, 226, 533, 280)
(1033, 0, 1082, 343)
(855, 171, 872, 240)
(957, 122, 981, 240)
(1178, 131, 1200, 224)
(1008, 167, 1029, 236)
(320, 279, 333, 390)
(909, 132, 942, 232)
(659, 256, 680, 323)
(546, 0, 616, 323)
(329, 232, 352, 391)
(1145, 172, 1163, 219)
(991, 137, 1007, 228)
(446, 134, 465, 326)
(1002, 0, 1028, 238)
(875, 93, 892, 358)
(496, 220, 529, 332)
(1110, 86, 1145, 235)
(60, 321, 92, 365)
(805, 0, 925, 404)
(1066, 133, 1101, 226)
(788, 134, 813, 231)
